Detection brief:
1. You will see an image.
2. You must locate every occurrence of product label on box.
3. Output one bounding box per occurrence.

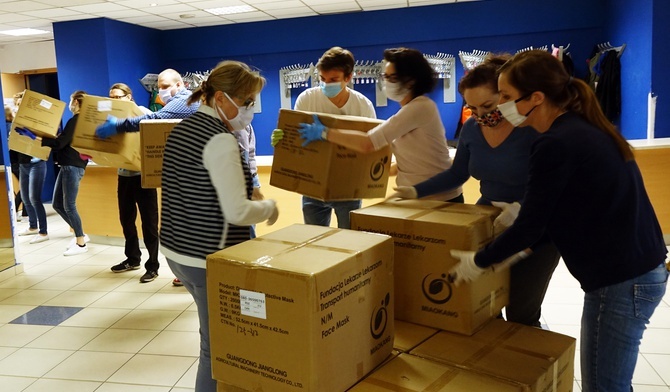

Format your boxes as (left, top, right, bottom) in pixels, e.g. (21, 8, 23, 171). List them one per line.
(353, 227, 445, 252)
(240, 289, 267, 319)
(97, 100, 112, 111)
(217, 351, 304, 389)
(39, 99, 52, 109)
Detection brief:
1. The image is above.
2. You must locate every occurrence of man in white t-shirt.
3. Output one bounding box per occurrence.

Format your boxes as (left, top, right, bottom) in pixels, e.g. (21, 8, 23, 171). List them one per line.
(275, 47, 376, 228)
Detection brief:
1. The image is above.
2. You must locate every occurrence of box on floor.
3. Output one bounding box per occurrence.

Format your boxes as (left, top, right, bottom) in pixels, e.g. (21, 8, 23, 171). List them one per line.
(351, 199, 509, 336)
(207, 224, 395, 392)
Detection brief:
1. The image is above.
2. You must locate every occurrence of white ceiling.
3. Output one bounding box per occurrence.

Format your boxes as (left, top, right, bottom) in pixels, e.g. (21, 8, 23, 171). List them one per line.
(0, 0, 480, 46)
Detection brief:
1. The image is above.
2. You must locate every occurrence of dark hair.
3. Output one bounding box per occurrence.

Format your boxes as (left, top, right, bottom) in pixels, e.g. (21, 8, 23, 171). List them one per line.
(383, 47, 437, 98)
(458, 53, 511, 96)
(316, 47, 355, 77)
(71, 90, 86, 106)
(499, 50, 633, 161)
(189, 61, 265, 105)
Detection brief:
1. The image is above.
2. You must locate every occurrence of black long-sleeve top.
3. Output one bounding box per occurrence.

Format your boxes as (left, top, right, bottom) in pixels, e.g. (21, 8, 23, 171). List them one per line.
(41, 114, 87, 168)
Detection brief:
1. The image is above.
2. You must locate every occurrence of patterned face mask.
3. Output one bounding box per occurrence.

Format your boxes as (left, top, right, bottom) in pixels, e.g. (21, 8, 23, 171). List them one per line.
(472, 108, 504, 128)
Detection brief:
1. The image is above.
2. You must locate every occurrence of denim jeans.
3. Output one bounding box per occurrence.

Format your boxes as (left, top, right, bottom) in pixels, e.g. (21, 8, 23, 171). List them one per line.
(581, 263, 668, 392)
(52, 165, 85, 237)
(167, 259, 216, 392)
(302, 196, 362, 229)
(19, 161, 47, 234)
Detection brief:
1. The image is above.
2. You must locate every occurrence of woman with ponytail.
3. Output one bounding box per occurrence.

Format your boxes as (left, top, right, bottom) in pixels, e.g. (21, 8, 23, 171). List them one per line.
(449, 50, 667, 392)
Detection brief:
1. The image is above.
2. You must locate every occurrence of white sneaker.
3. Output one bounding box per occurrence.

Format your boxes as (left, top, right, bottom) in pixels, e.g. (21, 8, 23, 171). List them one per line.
(19, 228, 38, 236)
(30, 234, 49, 244)
(67, 234, 90, 249)
(64, 243, 88, 256)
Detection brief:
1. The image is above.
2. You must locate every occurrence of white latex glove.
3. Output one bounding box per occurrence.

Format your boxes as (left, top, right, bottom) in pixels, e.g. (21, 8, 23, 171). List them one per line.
(491, 201, 521, 231)
(390, 186, 418, 199)
(448, 250, 487, 286)
(266, 201, 279, 225)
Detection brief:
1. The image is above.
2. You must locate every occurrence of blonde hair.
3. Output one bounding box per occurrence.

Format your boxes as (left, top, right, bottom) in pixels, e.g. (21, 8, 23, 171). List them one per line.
(110, 83, 132, 98)
(188, 61, 265, 105)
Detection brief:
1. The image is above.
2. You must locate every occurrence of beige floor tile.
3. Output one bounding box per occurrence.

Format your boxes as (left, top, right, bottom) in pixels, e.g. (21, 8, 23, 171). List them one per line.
(111, 309, 182, 330)
(29, 276, 89, 291)
(640, 328, 670, 354)
(107, 354, 196, 386)
(0, 375, 37, 392)
(631, 385, 670, 391)
(0, 289, 63, 305)
(137, 292, 195, 311)
(643, 353, 670, 385)
(113, 278, 173, 293)
(649, 306, 670, 328)
(140, 330, 200, 357)
(22, 378, 101, 392)
(165, 311, 199, 332)
(0, 347, 74, 377)
(25, 326, 105, 350)
(54, 265, 110, 278)
(44, 351, 133, 381)
(0, 346, 18, 361)
(44, 290, 107, 307)
(538, 303, 583, 326)
(95, 384, 171, 392)
(0, 276, 47, 289)
(89, 291, 153, 309)
(0, 324, 52, 347)
(81, 328, 159, 353)
(633, 354, 666, 385)
(0, 288, 22, 301)
(70, 277, 129, 292)
(59, 308, 130, 328)
(174, 360, 198, 389)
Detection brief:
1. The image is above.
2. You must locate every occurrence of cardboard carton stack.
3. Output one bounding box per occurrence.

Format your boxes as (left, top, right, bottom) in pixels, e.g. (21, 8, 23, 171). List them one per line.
(8, 90, 66, 160)
(207, 224, 395, 392)
(270, 109, 391, 201)
(139, 119, 181, 188)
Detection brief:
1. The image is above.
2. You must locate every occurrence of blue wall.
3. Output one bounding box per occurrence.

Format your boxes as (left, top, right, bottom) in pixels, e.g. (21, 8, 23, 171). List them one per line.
(652, 1, 670, 138)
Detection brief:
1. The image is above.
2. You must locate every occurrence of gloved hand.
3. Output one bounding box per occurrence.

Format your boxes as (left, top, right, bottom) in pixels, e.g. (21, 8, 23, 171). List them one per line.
(266, 201, 279, 225)
(271, 129, 284, 147)
(95, 115, 119, 139)
(15, 127, 37, 140)
(390, 186, 418, 199)
(298, 114, 327, 147)
(491, 201, 521, 232)
(448, 250, 487, 286)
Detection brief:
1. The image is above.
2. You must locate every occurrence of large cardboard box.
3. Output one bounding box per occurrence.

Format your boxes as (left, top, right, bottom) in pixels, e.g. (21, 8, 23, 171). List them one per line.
(139, 119, 181, 188)
(72, 95, 145, 171)
(348, 353, 525, 391)
(350, 199, 509, 335)
(11, 90, 66, 138)
(410, 319, 576, 392)
(393, 320, 439, 353)
(270, 109, 391, 201)
(207, 224, 395, 392)
(8, 127, 51, 161)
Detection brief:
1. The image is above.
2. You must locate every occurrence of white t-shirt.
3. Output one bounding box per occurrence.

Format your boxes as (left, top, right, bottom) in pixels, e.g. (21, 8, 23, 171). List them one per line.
(368, 95, 462, 201)
(294, 87, 376, 118)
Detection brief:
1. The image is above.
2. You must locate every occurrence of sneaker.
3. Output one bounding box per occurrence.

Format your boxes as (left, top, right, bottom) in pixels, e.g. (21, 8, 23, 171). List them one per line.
(111, 260, 141, 273)
(19, 228, 38, 236)
(63, 243, 88, 256)
(67, 234, 90, 249)
(140, 271, 158, 283)
(172, 278, 184, 287)
(29, 234, 49, 244)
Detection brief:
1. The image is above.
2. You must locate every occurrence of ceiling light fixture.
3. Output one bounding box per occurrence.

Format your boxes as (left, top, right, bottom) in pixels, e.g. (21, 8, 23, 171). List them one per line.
(204, 5, 256, 16)
(0, 28, 50, 36)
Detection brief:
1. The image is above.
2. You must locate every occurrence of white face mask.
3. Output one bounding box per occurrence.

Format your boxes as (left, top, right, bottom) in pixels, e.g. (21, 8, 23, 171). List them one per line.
(498, 94, 534, 127)
(216, 92, 254, 132)
(385, 81, 409, 102)
(69, 101, 77, 114)
(158, 85, 176, 105)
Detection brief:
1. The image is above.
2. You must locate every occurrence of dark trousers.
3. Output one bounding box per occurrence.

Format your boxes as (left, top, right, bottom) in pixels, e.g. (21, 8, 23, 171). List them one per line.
(118, 175, 159, 272)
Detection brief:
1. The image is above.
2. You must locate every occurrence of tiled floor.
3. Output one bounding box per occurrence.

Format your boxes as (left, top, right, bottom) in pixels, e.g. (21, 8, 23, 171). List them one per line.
(0, 205, 669, 392)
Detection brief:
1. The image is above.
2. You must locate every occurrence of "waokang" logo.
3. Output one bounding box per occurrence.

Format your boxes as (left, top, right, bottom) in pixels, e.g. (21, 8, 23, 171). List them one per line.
(421, 272, 453, 304)
(370, 292, 390, 339)
(369, 156, 389, 181)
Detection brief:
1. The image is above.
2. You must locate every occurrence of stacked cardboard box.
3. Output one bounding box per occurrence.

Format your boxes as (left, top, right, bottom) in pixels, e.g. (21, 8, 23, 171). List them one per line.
(139, 119, 181, 188)
(350, 199, 509, 335)
(8, 90, 66, 160)
(270, 109, 391, 201)
(72, 95, 145, 170)
(207, 224, 395, 392)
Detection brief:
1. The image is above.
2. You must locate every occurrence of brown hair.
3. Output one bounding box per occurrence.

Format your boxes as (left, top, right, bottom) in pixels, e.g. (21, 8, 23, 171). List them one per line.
(458, 53, 511, 96)
(4, 105, 13, 122)
(109, 83, 133, 100)
(188, 61, 265, 105)
(316, 47, 355, 77)
(71, 90, 86, 106)
(383, 47, 437, 97)
(499, 50, 633, 161)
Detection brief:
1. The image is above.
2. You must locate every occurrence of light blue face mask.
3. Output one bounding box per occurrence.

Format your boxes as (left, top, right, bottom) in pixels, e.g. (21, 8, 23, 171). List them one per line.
(320, 82, 343, 98)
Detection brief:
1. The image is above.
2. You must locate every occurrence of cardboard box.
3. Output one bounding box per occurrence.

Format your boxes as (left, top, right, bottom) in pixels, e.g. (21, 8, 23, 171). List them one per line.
(207, 224, 395, 392)
(350, 199, 509, 335)
(348, 353, 525, 391)
(72, 95, 146, 171)
(11, 90, 66, 139)
(8, 126, 51, 161)
(270, 109, 391, 201)
(393, 320, 439, 353)
(139, 119, 181, 188)
(410, 319, 576, 392)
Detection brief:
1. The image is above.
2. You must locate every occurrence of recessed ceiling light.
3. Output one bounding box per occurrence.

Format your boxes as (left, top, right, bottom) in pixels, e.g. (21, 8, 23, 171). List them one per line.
(150, 3, 157, 6)
(204, 5, 256, 15)
(0, 28, 50, 36)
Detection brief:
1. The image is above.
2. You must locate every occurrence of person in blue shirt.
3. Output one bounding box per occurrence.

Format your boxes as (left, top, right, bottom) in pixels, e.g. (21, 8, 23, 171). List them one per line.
(450, 50, 667, 392)
(393, 54, 560, 327)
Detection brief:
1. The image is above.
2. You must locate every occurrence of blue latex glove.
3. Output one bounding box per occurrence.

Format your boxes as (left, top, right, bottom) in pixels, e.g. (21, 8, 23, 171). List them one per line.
(95, 115, 119, 139)
(298, 114, 327, 147)
(15, 127, 37, 140)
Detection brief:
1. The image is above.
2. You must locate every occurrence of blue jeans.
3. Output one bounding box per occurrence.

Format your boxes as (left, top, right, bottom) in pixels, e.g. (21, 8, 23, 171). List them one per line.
(52, 166, 85, 237)
(19, 161, 47, 234)
(302, 196, 362, 229)
(167, 259, 216, 392)
(581, 263, 668, 392)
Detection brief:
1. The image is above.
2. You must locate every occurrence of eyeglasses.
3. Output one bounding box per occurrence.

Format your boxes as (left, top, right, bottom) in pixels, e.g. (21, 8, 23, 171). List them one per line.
(225, 92, 256, 110)
(109, 94, 127, 99)
(381, 73, 398, 82)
